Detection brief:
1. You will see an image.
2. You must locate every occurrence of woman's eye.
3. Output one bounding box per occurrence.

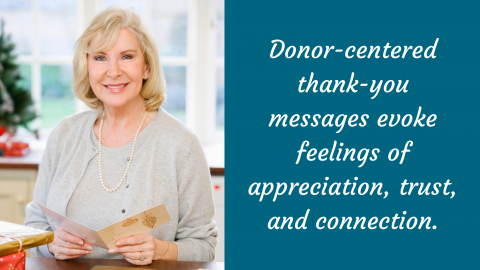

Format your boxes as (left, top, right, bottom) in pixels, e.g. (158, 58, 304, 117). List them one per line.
(122, 54, 133, 60)
(94, 56, 105, 61)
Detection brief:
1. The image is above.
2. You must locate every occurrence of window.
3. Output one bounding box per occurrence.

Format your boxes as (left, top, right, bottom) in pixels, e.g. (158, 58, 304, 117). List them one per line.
(0, 0, 77, 130)
(0, 0, 224, 143)
(216, 0, 224, 131)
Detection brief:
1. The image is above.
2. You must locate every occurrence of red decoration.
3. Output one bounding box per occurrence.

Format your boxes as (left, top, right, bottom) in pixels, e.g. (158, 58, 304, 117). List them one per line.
(0, 135, 30, 157)
(3, 147, 30, 157)
(0, 126, 5, 137)
(11, 142, 28, 149)
(0, 251, 25, 270)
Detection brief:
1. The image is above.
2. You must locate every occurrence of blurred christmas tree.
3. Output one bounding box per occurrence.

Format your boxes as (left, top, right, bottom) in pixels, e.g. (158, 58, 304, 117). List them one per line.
(0, 20, 37, 135)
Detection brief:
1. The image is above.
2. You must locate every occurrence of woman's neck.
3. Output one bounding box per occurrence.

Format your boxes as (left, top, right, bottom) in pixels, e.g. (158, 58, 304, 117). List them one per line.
(103, 96, 147, 125)
(94, 98, 157, 148)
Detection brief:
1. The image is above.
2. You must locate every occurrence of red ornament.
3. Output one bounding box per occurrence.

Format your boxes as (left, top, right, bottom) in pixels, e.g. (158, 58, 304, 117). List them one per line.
(0, 126, 5, 136)
(0, 140, 30, 157)
(0, 251, 26, 270)
(11, 142, 28, 149)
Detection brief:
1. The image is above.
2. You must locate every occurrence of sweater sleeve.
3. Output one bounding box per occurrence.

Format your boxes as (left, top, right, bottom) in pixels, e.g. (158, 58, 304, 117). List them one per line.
(24, 127, 58, 258)
(174, 136, 219, 262)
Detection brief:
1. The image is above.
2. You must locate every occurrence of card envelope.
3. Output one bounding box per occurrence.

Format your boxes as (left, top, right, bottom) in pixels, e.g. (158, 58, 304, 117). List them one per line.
(37, 202, 171, 249)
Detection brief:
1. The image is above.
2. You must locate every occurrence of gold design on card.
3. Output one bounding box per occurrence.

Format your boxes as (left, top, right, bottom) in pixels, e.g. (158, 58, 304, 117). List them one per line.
(142, 211, 157, 228)
(122, 217, 138, 227)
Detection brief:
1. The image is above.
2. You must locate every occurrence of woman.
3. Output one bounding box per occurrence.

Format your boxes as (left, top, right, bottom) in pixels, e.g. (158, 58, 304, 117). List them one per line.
(24, 7, 218, 265)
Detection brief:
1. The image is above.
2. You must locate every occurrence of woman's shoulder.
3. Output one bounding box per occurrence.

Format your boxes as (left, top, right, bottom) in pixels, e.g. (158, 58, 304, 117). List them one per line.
(47, 110, 96, 143)
(155, 108, 197, 141)
(150, 109, 202, 154)
(54, 110, 97, 131)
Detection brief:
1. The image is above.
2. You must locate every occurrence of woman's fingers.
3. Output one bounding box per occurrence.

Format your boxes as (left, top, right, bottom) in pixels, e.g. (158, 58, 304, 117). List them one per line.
(55, 239, 92, 251)
(50, 228, 92, 260)
(119, 250, 154, 260)
(51, 246, 91, 258)
(109, 242, 154, 254)
(112, 233, 156, 264)
(56, 228, 85, 246)
(115, 233, 153, 246)
(118, 251, 141, 259)
(79, 242, 93, 251)
(124, 256, 152, 266)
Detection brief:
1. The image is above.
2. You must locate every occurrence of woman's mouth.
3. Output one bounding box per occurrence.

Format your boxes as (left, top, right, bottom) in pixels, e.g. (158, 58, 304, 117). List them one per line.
(103, 83, 129, 93)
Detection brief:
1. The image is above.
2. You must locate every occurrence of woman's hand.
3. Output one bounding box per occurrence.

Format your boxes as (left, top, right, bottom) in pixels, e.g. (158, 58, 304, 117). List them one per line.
(108, 233, 156, 265)
(108, 233, 177, 265)
(47, 228, 92, 260)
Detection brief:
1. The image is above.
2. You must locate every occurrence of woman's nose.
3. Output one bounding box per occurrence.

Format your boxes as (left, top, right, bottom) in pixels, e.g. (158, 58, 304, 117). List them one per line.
(107, 60, 122, 78)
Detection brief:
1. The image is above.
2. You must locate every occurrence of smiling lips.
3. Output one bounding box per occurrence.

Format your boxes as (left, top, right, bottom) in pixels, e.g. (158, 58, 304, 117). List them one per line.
(103, 83, 129, 93)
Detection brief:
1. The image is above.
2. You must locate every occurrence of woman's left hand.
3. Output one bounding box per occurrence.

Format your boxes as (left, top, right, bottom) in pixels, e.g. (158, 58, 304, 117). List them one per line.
(108, 233, 156, 265)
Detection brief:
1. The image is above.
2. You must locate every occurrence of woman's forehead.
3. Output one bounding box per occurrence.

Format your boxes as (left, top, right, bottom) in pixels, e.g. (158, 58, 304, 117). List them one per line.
(88, 28, 142, 54)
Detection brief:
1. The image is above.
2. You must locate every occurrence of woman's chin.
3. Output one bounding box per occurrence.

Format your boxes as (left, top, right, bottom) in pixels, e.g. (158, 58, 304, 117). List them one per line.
(99, 91, 143, 110)
(102, 99, 130, 109)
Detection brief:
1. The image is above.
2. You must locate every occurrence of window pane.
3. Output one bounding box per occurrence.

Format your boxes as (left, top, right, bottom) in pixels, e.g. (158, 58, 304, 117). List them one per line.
(39, 0, 76, 55)
(0, 0, 32, 55)
(151, 1, 188, 57)
(41, 65, 76, 129)
(104, 0, 144, 14)
(216, 66, 224, 130)
(17, 64, 31, 92)
(162, 66, 186, 123)
(216, 0, 224, 57)
(216, 0, 225, 131)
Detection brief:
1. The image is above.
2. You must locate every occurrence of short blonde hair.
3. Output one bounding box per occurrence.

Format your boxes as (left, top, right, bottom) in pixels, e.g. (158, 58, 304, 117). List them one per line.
(73, 7, 166, 113)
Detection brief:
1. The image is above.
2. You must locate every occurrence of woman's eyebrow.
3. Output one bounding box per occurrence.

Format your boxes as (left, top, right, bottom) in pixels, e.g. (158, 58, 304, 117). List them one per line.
(92, 50, 137, 55)
(120, 49, 137, 54)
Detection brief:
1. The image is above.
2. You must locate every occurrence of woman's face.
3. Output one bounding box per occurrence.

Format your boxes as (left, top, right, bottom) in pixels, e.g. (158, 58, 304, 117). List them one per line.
(88, 28, 148, 109)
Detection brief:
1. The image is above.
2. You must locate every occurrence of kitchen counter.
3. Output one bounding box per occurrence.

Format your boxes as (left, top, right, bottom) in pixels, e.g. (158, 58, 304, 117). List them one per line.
(0, 137, 224, 175)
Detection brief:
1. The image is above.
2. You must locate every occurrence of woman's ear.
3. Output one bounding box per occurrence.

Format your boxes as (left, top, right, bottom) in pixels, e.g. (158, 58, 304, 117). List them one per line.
(144, 62, 151, 79)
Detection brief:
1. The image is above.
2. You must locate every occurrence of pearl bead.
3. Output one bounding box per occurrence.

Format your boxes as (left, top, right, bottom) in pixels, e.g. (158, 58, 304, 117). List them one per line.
(99, 110, 147, 192)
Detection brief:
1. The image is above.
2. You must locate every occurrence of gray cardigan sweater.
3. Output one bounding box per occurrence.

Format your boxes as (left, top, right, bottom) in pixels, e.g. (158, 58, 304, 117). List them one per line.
(24, 109, 218, 261)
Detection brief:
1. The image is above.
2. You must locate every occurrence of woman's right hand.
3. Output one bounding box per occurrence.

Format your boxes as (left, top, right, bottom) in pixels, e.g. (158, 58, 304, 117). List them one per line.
(47, 228, 92, 260)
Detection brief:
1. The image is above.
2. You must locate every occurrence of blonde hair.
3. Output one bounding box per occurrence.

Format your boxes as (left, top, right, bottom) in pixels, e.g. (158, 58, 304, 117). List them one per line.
(73, 7, 166, 113)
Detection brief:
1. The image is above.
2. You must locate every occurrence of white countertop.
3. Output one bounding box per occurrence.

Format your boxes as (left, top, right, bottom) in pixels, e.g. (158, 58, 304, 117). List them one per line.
(0, 131, 224, 171)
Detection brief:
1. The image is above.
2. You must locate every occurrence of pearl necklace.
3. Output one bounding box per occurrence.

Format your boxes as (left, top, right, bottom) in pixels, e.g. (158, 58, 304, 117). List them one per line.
(98, 111, 148, 192)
